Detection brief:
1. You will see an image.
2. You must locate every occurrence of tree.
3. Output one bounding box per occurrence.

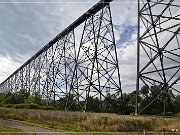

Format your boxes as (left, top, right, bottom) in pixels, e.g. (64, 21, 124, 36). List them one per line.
(15, 89, 30, 104)
(2, 92, 16, 104)
(26, 92, 41, 105)
(122, 93, 134, 114)
(171, 95, 180, 113)
(86, 96, 101, 112)
(140, 86, 149, 98)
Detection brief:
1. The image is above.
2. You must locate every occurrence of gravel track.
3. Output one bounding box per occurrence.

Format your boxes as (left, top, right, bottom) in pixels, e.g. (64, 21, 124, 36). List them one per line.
(0, 118, 67, 135)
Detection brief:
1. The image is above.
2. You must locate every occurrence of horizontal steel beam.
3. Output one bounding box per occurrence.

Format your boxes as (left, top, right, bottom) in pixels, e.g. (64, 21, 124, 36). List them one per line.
(0, 0, 113, 85)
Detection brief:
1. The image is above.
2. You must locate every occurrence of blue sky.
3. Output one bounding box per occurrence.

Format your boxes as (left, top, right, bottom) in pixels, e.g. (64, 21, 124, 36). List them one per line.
(114, 24, 137, 48)
(0, 0, 138, 92)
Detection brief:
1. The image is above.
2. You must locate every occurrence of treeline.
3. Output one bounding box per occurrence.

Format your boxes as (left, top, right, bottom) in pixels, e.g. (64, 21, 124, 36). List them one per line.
(0, 86, 179, 115)
(0, 89, 54, 110)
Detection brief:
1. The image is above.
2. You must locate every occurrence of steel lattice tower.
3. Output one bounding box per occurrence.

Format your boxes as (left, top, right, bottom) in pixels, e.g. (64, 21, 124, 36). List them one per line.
(137, 0, 180, 115)
(66, 4, 122, 112)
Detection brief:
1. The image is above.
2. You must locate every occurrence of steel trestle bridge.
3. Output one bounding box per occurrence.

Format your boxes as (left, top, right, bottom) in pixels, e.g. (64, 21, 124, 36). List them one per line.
(0, 0, 180, 114)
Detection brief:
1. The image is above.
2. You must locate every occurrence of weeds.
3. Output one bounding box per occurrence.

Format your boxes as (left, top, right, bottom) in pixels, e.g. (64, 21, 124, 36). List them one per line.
(0, 107, 179, 132)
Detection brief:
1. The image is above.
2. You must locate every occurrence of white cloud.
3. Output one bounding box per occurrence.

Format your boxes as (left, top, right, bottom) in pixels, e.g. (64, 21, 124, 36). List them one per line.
(18, 33, 38, 46)
(118, 41, 137, 92)
(0, 55, 21, 83)
(111, 0, 138, 25)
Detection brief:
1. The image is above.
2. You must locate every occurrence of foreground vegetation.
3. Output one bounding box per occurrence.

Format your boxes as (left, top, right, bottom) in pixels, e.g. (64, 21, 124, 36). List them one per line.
(0, 86, 179, 133)
(0, 107, 180, 132)
(0, 124, 33, 135)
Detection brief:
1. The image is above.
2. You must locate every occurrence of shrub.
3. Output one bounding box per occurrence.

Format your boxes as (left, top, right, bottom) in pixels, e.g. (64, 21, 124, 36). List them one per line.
(27, 104, 41, 109)
(175, 112, 180, 118)
(41, 105, 55, 110)
(13, 104, 25, 109)
(166, 112, 174, 116)
(158, 112, 174, 116)
(3, 104, 14, 108)
(13, 104, 41, 109)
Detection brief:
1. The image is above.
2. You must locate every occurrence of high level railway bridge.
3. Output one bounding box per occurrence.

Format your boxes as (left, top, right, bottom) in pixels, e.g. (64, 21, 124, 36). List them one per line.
(0, 0, 179, 115)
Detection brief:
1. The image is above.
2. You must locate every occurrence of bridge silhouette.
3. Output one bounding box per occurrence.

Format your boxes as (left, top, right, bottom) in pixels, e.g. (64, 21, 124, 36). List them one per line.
(0, 0, 179, 115)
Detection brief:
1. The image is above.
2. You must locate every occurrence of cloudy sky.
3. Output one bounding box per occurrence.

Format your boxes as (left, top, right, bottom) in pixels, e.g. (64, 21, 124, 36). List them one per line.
(0, 0, 138, 93)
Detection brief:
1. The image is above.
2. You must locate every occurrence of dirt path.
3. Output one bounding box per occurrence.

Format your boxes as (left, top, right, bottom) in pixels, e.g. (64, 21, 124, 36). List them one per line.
(0, 118, 67, 135)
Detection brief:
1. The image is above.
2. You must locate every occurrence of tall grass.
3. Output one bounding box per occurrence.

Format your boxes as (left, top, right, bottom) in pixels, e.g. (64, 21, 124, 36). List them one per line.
(0, 107, 179, 132)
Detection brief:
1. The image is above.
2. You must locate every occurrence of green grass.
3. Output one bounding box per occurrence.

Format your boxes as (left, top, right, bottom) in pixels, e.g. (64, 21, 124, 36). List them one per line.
(0, 107, 179, 133)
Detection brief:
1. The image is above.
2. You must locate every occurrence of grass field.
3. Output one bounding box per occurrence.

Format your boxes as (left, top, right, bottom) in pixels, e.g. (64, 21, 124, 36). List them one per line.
(0, 107, 179, 133)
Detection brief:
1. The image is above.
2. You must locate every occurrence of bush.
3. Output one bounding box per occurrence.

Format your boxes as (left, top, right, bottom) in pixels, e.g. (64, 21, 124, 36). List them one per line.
(175, 112, 180, 118)
(130, 112, 135, 116)
(3, 104, 14, 108)
(41, 105, 55, 110)
(166, 112, 174, 116)
(13, 104, 41, 109)
(27, 104, 41, 109)
(158, 112, 174, 116)
(2, 103, 55, 110)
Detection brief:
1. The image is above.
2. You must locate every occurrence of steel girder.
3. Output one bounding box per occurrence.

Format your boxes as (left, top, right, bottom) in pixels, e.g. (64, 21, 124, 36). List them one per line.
(137, 0, 180, 115)
(0, 0, 123, 112)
